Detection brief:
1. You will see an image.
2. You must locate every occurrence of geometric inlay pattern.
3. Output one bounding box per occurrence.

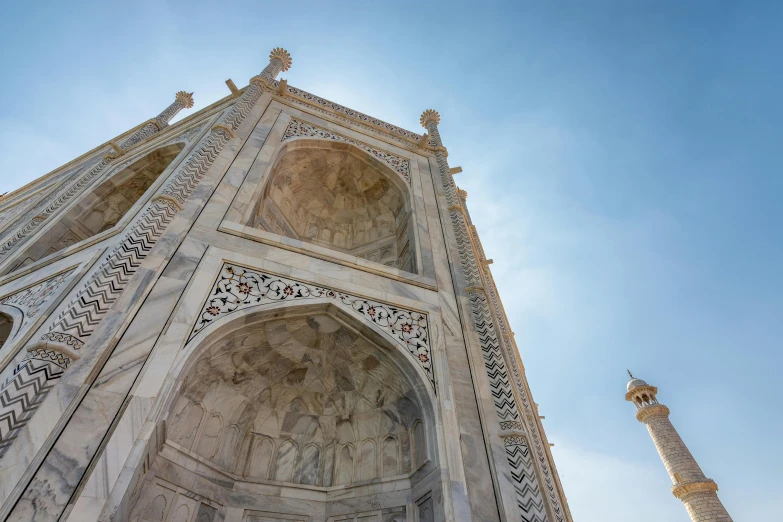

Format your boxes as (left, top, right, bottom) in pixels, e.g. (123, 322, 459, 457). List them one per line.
(282, 118, 411, 183)
(0, 356, 64, 456)
(506, 438, 548, 522)
(189, 264, 433, 387)
(422, 116, 554, 521)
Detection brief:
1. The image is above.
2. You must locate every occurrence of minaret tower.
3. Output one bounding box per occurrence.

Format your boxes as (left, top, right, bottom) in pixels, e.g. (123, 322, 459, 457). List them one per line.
(626, 372, 733, 522)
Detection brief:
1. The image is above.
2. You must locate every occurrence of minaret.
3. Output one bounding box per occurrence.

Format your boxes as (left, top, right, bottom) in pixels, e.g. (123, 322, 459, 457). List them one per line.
(626, 372, 732, 522)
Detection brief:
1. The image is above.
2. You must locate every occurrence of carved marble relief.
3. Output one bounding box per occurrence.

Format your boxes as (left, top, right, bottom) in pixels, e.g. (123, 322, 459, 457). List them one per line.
(191, 264, 433, 386)
(282, 86, 423, 142)
(133, 310, 429, 519)
(282, 118, 411, 183)
(174, 312, 425, 483)
(0, 269, 74, 328)
(252, 143, 416, 273)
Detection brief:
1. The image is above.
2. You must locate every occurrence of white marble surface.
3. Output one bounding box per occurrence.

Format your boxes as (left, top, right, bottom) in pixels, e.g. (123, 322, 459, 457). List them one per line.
(0, 72, 567, 522)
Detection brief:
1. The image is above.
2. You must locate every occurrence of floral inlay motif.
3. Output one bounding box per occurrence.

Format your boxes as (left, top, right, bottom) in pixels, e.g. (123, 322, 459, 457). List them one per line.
(282, 119, 411, 183)
(190, 264, 433, 387)
(282, 87, 422, 141)
(0, 269, 74, 325)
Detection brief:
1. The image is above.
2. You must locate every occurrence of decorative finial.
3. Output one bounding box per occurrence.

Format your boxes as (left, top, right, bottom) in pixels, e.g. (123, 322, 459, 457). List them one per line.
(270, 47, 292, 71)
(627, 369, 635, 379)
(175, 91, 195, 109)
(420, 109, 440, 128)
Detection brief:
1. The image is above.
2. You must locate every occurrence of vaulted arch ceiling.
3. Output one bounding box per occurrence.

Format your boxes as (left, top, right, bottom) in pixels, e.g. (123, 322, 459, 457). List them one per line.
(254, 144, 416, 273)
(169, 311, 430, 487)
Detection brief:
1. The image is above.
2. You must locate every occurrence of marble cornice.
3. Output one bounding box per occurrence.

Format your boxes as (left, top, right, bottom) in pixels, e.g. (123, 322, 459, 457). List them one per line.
(253, 81, 435, 157)
(671, 479, 719, 499)
(636, 404, 670, 422)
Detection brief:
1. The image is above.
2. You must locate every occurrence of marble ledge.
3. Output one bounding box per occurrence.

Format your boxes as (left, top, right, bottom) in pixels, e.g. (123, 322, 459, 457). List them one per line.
(217, 220, 438, 291)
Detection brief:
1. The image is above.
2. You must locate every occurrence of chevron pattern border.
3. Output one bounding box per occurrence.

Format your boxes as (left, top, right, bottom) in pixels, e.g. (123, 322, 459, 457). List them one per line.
(506, 438, 548, 522)
(0, 76, 270, 459)
(423, 117, 556, 521)
(43, 199, 180, 348)
(0, 355, 66, 457)
(469, 289, 519, 421)
(484, 273, 568, 522)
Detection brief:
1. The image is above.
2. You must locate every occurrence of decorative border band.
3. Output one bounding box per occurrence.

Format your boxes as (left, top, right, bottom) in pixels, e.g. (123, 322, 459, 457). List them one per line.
(282, 118, 411, 183)
(189, 264, 433, 387)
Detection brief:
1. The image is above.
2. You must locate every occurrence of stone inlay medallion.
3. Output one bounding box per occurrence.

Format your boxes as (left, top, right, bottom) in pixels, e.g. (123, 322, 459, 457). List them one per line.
(189, 264, 433, 387)
(282, 118, 411, 183)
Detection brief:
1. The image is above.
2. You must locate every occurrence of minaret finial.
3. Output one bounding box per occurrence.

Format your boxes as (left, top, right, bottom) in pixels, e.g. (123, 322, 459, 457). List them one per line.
(175, 91, 195, 109)
(420, 109, 441, 128)
(627, 369, 634, 379)
(269, 47, 292, 72)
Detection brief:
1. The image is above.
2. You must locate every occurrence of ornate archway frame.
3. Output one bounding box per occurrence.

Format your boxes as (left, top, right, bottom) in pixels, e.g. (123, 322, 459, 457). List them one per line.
(217, 106, 437, 286)
(171, 299, 438, 445)
(85, 245, 455, 522)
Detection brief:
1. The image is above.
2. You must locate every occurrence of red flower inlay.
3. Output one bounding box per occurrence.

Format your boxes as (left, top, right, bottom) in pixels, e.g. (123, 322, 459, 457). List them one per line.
(418, 354, 429, 363)
(237, 282, 251, 294)
(205, 306, 221, 316)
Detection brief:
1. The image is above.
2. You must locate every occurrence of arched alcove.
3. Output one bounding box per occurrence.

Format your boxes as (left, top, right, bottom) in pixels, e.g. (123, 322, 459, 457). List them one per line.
(0, 312, 13, 350)
(10, 143, 185, 271)
(131, 304, 439, 521)
(251, 141, 417, 273)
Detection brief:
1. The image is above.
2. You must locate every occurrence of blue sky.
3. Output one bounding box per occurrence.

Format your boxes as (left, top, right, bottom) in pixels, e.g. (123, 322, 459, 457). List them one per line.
(1, 1, 780, 520)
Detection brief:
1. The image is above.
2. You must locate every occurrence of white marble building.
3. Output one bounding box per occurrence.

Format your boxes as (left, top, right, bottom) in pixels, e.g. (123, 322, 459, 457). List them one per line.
(0, 48, 571, 522)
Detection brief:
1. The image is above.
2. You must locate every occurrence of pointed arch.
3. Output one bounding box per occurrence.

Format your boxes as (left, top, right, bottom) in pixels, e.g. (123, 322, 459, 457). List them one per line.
(9, 143, 185, 271)
(299, 443, 321, 486)
(358, 439, 377, 481)
(194, 412, 223, 459)
(0, 305, 23, 350)
(245, 435, 274, 479)
(250, 139, 418, 274)
(336, 443, 354, 485)
(274, 439, 297, 482)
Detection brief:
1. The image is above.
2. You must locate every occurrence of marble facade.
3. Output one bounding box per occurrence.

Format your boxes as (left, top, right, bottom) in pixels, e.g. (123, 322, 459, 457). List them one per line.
(0, 48, 572, 522)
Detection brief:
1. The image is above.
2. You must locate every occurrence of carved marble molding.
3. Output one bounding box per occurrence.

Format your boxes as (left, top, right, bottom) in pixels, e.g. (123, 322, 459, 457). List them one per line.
(636, 404, 670, 423)
(282, 118, 411, 183)
(0, 269, 74, 327)
(500, 420, 525, 431)
(282, 86, 422, 142)
(189, 264, 434, 387)
(671, 479, 719, 499)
